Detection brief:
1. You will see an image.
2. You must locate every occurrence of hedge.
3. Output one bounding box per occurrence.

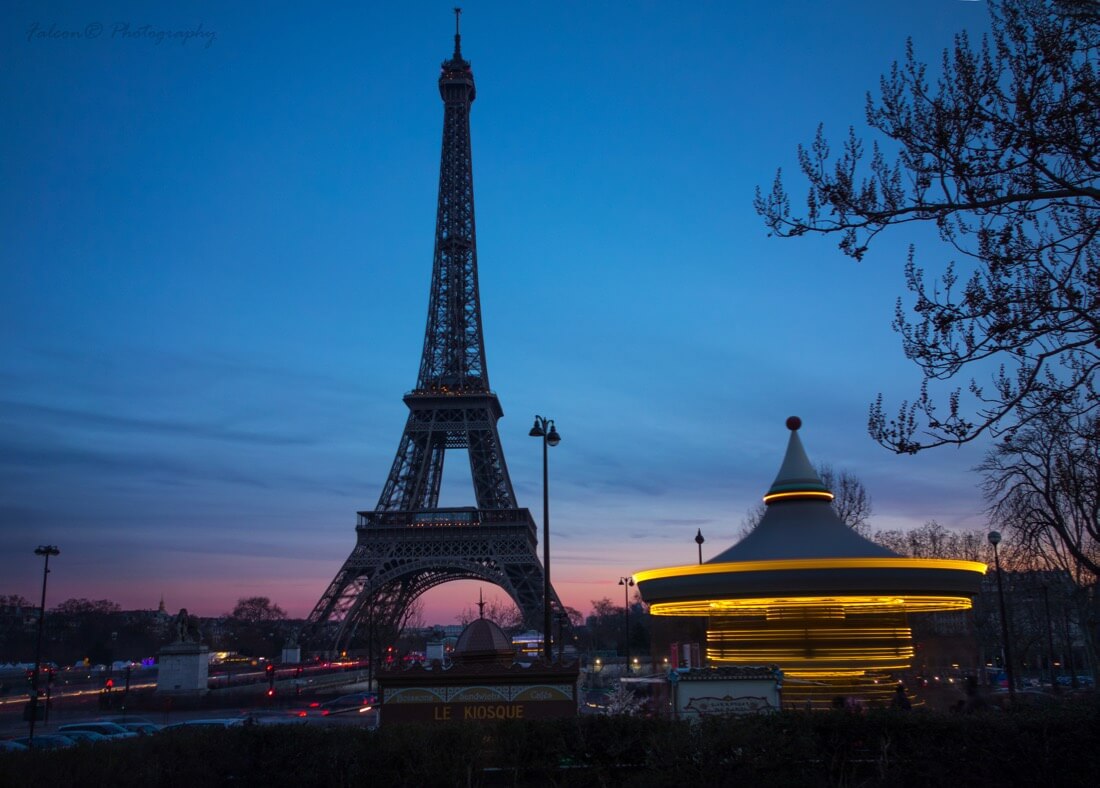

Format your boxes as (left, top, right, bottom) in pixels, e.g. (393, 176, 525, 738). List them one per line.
(1, 701, 1097, 787)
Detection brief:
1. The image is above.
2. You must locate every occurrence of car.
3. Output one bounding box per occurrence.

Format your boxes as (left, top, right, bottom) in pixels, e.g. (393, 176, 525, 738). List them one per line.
(240, 714, 308, 726)
(97, 717, 161, 736)
(97, 714, 155, 724)
(117, 721, 161, 736)
(318, 693, 378, 717)
(57, 722, 139, 740)
(162, 718, 245, 731)
(0, 740, 29, 752)
(10, 735, 75, 750)
(57, 730, 110, 744)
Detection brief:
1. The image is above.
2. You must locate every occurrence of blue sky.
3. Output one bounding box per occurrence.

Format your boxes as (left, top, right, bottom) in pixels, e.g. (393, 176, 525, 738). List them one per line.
(1, 1, 997, 624)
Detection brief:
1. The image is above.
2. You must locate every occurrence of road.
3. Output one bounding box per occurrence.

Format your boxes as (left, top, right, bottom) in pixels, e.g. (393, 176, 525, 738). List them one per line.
(0, 677, 379, 739)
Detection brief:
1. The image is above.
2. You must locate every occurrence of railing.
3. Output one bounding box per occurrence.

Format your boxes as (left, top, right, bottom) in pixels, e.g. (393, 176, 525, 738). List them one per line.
(356, 508, 534, 529)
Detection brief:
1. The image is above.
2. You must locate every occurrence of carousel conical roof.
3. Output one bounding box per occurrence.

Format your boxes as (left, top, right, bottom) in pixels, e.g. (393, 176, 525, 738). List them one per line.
(711, 418, 896, 562)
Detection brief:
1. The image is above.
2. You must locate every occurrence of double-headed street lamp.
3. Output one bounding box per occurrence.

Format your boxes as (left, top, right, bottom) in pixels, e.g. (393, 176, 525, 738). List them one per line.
(29, 545, 60, 742)
(987, 531, 1016, 701)
(529, 415, 560, 662)
(618, 576, 634, 670)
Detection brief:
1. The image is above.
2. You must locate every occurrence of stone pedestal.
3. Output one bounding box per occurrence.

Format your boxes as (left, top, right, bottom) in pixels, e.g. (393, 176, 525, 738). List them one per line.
(157, 641, 209, 694)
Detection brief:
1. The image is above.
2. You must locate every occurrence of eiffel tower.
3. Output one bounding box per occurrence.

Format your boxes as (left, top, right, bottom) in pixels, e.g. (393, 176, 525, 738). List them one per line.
(306, 13, 563, 654)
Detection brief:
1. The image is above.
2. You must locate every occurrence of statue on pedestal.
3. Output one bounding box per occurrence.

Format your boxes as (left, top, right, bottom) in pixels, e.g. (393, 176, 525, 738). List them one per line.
(174, 608, 202, 644)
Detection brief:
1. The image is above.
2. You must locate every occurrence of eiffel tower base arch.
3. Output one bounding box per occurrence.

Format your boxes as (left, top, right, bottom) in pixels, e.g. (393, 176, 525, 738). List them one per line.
(306, 508, 563, 654)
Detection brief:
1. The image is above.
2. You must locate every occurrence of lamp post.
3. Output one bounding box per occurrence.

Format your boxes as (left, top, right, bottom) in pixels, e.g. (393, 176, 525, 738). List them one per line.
(1040, 583, 1059, 693)
(987, 531, 1016, 701)
(529, 415, 560, 662)
(695, 529, 705, 565)
(366, 586, 375, 693)
(618, 576, 634, 671)
(556, 608, 567, 663)
(29, 545, 59, 742)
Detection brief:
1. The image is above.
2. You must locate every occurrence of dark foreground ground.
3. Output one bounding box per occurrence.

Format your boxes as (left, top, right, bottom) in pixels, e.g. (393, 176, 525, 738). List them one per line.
(2, 697, 1098, 787)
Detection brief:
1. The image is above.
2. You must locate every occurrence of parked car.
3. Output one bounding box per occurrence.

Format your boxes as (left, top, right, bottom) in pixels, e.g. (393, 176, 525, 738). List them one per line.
(117, 721, 161, 736)
(162, 718, 245, 731)
(57, 730, 110, 744)
(97, 716, 161, 736)
(57, 722, 139, 740)
(10, 735, 75, 750)
(240, 713, 308, 726)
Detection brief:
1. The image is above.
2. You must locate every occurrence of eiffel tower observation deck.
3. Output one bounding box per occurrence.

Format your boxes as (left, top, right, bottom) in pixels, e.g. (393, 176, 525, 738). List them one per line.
(306, 12, 564, 655)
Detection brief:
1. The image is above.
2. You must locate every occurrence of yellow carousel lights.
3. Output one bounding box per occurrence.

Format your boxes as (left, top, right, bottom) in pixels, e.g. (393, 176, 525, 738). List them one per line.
(635, 417, 986, 703)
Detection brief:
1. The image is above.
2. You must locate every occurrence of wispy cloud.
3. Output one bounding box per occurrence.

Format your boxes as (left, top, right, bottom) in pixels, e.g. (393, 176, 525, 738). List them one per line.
(0, 400, 315, 446)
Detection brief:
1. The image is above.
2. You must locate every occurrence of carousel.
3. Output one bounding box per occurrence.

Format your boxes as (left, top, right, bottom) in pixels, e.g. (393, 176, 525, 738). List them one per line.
(635, 418, 987, 708)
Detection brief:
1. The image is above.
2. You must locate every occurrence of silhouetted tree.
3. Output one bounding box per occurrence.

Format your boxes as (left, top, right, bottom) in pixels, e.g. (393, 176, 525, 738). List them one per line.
(457, 597, 524, 631)
(48, 599, 124, 666)
(980, 410, 1100, 675)
(586, 598, 621, 654)
(980, 412, 1100, 578)
(225, 597, 288, 658)
(229, 597, 287, 624)
(0, 595, 35, 663)
(756, 0, 1100, 452)
(53, 599, 121, 616)
(871, 521, 992, 561)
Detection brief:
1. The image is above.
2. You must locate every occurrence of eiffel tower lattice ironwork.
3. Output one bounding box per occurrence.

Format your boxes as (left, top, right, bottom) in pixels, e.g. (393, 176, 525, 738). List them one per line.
(306, 14, 563, 653)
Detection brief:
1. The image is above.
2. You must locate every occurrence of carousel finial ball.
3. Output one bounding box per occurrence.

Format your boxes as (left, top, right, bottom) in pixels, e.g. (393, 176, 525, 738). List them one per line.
(786, 416, 802, 431)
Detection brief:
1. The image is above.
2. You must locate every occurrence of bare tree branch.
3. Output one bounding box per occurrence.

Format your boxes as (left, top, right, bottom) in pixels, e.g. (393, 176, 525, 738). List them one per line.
(756, 0, 1100, 452)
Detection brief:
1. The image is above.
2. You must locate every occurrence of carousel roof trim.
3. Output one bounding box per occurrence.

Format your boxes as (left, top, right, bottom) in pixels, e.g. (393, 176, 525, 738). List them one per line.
(635, 557, 987, 582)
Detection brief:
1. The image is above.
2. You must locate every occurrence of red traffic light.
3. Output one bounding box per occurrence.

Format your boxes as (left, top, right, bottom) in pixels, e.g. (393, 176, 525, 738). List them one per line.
(265, 664, 275, 675)
(266, 688, 274, 697)
(105, 678, 114, 689)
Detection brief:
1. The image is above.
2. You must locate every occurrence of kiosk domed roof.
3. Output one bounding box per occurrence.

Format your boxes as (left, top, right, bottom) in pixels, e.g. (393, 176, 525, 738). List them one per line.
(453, 616, 514, 666)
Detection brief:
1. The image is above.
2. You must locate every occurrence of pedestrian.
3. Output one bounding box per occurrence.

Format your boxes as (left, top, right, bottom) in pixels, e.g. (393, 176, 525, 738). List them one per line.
(891, 684, 911, 711)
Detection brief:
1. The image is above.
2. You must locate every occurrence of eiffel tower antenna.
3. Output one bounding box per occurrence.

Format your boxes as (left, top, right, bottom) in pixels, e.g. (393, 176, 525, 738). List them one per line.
(453, 7, 462, 58)
(305, 15, 564, 657)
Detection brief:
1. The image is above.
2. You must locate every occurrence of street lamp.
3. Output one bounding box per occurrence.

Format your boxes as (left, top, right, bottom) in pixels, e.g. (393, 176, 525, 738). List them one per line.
(695, 529, 705, 565)
(366, 586, 375, 693)
(987, 531, 1016, 701)
(1039, 583, 1059, 693)
(556, 607, 567, 663)
(618, 576, 634, 670)
(29, 545, 59, 742)
(529, 415, 560, 662)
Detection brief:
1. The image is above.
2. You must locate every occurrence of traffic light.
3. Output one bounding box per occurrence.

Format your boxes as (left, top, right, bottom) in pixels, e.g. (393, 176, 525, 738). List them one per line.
(265, 663, 275, 697)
